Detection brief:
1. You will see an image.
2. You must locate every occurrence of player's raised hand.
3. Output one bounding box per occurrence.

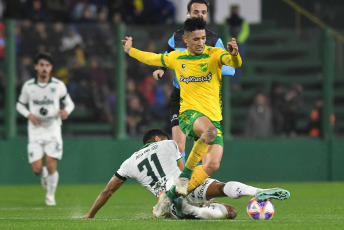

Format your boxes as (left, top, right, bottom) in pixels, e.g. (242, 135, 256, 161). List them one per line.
(59, 110, 69, 120)
(153, 69, 165, 80)
(27, 114, 41, 126)
(227, 38, 239, 56)
(121, 36, 133, 53)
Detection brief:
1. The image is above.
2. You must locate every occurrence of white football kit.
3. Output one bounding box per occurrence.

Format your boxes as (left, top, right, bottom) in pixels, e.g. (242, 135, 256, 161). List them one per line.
(16, 77, 74, 163)
(115, 140, 225, 219)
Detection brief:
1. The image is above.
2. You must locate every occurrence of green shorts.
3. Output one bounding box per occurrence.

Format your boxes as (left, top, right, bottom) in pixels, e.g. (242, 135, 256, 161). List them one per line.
(179, 110, 223, 147)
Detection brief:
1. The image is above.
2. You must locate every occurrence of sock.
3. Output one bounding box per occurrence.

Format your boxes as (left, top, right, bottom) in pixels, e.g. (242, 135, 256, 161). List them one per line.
(40, 166, 48, 178)
(223, 181, 260, 199)
(181, 199, 228, 220)
(180, 139, 209, 180)
(166, 186, 179, 201)
(46, 170, 59, 198)
(187, 165, 209, 192)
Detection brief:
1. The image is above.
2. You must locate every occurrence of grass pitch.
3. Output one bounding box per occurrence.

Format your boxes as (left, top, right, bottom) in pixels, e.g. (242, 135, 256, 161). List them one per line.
(0, 182, 343, 230)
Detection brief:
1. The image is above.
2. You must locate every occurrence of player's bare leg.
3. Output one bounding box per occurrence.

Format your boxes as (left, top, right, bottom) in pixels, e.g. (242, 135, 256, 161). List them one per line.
(45, 156, 59, 206)
(175, 116, 217, 195)
(172, 125, 186, 157)
(31, 158, 48, 189)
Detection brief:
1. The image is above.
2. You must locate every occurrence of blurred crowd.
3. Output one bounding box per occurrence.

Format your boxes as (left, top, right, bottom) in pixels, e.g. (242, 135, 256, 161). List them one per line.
(2, 0, 176, 25)
(0, 0, 177, 136)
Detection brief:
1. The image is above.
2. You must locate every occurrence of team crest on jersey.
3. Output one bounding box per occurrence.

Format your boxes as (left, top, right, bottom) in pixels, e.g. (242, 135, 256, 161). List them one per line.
(51, 87, 56, 93)
(181, 64, 186, 71)
(200, 63, 208, 72)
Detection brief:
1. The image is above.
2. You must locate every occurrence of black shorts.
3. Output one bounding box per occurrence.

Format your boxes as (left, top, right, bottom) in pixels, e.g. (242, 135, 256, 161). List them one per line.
(169, 87, 180, 128)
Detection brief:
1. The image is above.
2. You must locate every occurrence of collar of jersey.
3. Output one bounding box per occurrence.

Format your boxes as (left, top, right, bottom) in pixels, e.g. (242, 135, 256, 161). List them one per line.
(141, 142, 155, 149)
(34, 76, 52, 84)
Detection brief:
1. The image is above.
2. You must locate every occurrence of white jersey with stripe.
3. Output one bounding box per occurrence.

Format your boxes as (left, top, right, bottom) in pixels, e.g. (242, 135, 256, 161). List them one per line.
(17, 77, 74, 131)
(116, 140, 182, 198)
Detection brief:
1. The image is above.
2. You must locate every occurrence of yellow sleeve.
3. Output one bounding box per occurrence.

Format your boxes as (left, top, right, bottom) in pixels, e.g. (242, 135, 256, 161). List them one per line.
(220, 51, 242, 68)
(129, 48, 165, 67)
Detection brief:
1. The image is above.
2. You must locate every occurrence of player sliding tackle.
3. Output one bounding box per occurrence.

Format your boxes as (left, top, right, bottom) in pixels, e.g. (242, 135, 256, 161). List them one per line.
(80, 129, 289, 220)
(122, 18, 290, 217)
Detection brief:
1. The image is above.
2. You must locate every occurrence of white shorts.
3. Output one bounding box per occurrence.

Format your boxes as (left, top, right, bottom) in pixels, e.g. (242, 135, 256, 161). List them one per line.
(27, 126, 63, 163)
(185, 178, 216, 206)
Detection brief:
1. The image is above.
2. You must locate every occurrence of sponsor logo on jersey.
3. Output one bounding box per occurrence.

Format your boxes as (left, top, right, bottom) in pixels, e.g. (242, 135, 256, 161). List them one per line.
(180, 72, 212, 84)
(200, 63, 208, 72)
(33, 96, 54, 105)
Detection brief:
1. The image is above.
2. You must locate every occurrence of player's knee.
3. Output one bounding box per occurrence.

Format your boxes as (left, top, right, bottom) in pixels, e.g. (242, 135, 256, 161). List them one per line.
(207, 126, 217, 141)
(202, 126, 217, 144)
(204, 161, 220, 174)
(32, 168, 42, 176)
(225, 205, 237, 219)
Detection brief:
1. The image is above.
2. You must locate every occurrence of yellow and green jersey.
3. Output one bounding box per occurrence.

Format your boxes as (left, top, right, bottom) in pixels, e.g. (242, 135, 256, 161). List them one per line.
(129, 45, 242, 121)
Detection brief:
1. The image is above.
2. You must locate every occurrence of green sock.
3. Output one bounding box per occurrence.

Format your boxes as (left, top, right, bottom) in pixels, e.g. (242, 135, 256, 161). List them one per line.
(179, 167, 193, 180)
(166, 186, 180, 201)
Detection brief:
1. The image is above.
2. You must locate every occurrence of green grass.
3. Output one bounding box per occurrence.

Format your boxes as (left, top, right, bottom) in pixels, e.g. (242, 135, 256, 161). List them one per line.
(0, 182, 343, 229)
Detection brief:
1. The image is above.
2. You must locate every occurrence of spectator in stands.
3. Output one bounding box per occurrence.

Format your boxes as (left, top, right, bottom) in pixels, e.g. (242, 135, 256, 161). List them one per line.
(282, 83, 303, 137)
(46, 0, 70, 22)
(60, 24, 83, 54)
(309, 98, 335, 138)
(34, 23, 49, 53)
(142, 0, 176, 25)
(270, 81, 285, 137)
(89, 58, 113, 123)
(19, 19, 38, 57)
(245, 93, 273, 138)
(68, 58, 90, 109)
(225, 5, 249, 91)
(48, 22, 64, 67)
(26, 0, 50, 22)
(126, 79, 150, 137)
(71, 0, 97, 21)
(17, 56, 35, 86)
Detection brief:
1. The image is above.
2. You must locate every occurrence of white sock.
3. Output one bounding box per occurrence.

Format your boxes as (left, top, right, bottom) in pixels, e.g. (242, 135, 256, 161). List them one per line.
(46, 170, 59, 198)
(181, 199, 228, 220)
(40, 166, 48, 178)
(223, 181, 261, 199)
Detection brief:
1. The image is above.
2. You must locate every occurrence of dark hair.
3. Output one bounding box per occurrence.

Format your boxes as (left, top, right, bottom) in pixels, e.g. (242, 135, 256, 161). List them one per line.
(142, 129, 170, 144)
(184, 17, 206, 33)
(34, 52, 53, 65)
(187, 0, 209, 13)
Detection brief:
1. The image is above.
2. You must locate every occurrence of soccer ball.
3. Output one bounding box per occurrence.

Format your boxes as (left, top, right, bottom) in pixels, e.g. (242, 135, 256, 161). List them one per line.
(247, 198, 275, 220)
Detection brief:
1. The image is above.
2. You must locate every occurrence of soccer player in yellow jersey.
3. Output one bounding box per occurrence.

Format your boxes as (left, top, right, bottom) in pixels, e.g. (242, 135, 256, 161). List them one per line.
(122, 17, 242, 217)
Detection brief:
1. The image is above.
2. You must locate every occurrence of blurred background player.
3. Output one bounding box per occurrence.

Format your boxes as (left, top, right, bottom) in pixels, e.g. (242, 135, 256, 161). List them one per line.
(152, 0, 236, 162)
(79, 129, 289, 219)
(225, 4, 250, 91)
(16, 52, 75, 206)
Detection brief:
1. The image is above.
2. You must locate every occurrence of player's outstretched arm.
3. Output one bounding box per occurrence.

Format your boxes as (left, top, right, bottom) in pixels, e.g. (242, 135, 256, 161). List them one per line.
(79, 176, 124, 218)
(122, 36, 168, 68)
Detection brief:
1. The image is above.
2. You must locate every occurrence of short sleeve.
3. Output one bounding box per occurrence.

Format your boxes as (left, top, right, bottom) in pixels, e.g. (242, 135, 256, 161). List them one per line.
(115, 158, 132, 181)
(161, 51, 177, 69)
(18, 83, 29, 104)
(59, 81, 68, 99)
